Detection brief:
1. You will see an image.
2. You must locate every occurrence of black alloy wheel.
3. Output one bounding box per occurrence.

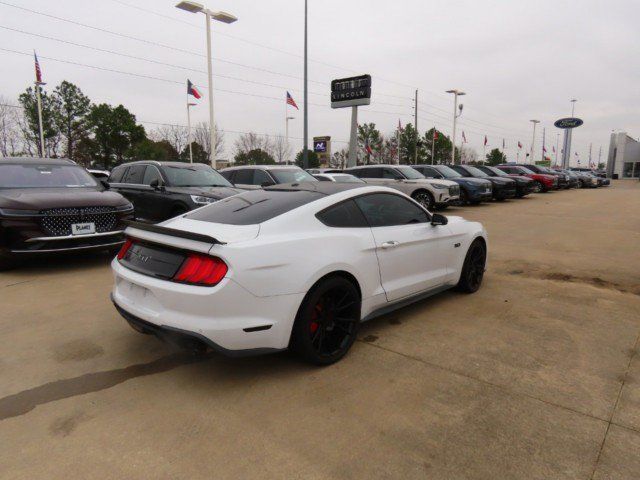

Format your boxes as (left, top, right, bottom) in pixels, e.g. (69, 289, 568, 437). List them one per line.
(291, 276, 361, 365)
(532, 181, 544, 193)
(456, 240, 487, 293)
(412, 191, 435, 211)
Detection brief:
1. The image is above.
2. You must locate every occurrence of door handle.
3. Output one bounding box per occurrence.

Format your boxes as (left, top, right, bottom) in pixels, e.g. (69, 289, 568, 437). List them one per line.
(381, 241, 399, 249)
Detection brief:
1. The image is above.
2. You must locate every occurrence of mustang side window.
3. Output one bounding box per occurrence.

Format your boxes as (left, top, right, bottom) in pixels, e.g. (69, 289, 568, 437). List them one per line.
(316, 200, 369, 228)
(354, 193, 429, 227)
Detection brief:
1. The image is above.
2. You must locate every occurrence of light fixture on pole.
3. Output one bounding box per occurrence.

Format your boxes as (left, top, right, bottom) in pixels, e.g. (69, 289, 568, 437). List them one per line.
(529, 119, 540, 162)
(176, 1, 237, 169)
(285, 116, 295, 165)
(446, 89, 465, 164)
(570, 98, 577, 117)
(302, 0, 309, 169)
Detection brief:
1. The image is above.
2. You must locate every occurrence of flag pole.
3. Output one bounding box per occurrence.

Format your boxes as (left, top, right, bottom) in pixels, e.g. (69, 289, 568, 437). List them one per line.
(35, 81, 45, 158)
(285, 99, 289, 166)
(187, 102, 194, 164)
(431, 127, 435, 165)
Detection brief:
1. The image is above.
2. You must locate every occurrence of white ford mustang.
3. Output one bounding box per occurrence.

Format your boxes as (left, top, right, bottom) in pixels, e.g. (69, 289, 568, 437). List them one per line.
(111, 183, 487, 364)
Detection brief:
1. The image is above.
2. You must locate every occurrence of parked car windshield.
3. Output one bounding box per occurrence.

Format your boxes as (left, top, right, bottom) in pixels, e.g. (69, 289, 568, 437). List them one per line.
(396, 166, 425, 179)
(517, 167, 535, 174)
(270, 168, 318, 184)
(331, 174, 365, 183)
(465, 166, 489, 177)
(163, 164, 232, 187)
(0, 163, 98, 188)
(485, 166, 509, 177)
(434, 166, 462, 178)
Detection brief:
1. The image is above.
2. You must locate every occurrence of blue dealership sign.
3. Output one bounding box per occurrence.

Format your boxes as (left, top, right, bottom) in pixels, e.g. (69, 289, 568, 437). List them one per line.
(314, 140, 327, 153)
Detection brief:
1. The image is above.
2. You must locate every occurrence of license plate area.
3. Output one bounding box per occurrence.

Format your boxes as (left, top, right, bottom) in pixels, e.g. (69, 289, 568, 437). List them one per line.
(71, 222, 95, 235)
(121, 242, 186, 279)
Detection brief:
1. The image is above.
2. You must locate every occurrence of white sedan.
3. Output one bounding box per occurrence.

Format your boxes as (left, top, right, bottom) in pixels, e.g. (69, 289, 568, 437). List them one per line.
(111, 183, 487, 364)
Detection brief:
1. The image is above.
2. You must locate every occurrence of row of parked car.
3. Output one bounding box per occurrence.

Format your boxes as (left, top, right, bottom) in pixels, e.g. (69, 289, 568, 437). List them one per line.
(0, 156, 610, 271)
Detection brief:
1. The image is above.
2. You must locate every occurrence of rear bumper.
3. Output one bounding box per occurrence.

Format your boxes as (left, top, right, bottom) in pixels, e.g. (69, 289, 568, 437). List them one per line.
(111, 258, 304, 353)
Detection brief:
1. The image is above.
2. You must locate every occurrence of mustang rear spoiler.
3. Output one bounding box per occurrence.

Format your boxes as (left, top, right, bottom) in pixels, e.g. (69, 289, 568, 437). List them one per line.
(124, 220, 226, 245)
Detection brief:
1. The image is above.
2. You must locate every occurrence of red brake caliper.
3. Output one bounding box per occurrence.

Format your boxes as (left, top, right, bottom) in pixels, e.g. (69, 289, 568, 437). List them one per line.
(310, 303, 321, 334)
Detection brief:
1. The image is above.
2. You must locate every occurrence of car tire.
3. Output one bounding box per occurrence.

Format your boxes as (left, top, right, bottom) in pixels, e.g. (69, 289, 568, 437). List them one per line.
(532, 181, 545, 193)
(456, 239, 486, 294)
(412, 190, 435, 211)
(290, 276, 361, 365)
(171, 206, 188, 218)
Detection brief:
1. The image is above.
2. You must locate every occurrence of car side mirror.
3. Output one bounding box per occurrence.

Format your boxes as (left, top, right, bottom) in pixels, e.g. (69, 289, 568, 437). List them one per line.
(431, 213, 448, 226)
(150, 178, 164, 190)
(100, 179, 110, 190)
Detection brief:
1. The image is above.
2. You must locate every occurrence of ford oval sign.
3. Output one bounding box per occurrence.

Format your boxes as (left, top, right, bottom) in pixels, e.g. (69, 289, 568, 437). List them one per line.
(554, 117, 583, 129)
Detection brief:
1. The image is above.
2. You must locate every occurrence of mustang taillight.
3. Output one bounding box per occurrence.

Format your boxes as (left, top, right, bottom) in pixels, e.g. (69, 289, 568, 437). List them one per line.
(173, 254, 228, 286)
(117, 238, 133, 260)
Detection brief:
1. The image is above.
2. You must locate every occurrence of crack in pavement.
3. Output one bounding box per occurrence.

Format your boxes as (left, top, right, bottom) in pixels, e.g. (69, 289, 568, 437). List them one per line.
(0, 353, 205, 421)
(589, 330, 640, 480)
(356, 338, 640, 437)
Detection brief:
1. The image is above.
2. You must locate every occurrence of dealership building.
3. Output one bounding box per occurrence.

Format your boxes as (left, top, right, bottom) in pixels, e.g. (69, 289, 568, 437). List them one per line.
(606, 132, 640, 178)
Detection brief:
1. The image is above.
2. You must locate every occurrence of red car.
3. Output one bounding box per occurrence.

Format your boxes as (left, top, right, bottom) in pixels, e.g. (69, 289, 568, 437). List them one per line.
(496, 165, 558, 193)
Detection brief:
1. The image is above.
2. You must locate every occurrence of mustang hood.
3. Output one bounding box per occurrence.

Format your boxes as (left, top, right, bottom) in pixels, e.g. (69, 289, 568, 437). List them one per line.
(0, 187, 128, 210)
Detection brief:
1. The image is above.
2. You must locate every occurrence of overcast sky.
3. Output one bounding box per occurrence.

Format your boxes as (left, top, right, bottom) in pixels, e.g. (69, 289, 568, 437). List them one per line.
(1, 0, 638, 166)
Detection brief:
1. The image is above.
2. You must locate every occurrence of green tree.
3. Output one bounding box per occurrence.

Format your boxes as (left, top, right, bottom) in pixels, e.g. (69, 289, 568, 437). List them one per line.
(422, 128, 456, 165)
(180, 141, 210, 164)
(86, 103, 146, 168)
(398, 123, 420, 164)
(129, 139, 178, 161)
(52, 81, 90, 162)
(295, 148, 319, 168)
(485, 148, 506, 166)
(357, 122, 382, 164)
(234, 148, 275, 165)
(18, 85, 59, 157)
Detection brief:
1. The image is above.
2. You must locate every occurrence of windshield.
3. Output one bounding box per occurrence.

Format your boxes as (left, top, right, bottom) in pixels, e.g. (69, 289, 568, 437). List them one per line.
(465, 166, 489, 177)
(517, 167, 535, 174)
(332, 174, 364, 183)
(396, 166, 425, 179)
(271, 168, 318, 183)
(485, 166, 508, 177)
(163, 164, 232, 187)
(0, 164, 98, 188)
(434, 166, 461, 178)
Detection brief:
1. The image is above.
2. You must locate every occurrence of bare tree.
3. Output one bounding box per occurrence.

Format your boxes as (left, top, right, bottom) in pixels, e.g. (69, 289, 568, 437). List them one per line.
(151, 124, 188, 157)
(460, 146, 478, 164)
(331, 148, 349, 169)
(193, 122, 224, 161)
(0, 98, 22, 157)
(234, 131, 266, 156)
(270, 135, 290, 164)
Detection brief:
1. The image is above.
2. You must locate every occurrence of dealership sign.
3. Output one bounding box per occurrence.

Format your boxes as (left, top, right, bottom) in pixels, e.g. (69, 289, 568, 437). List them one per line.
(331, 74, 371, 108)
(314, 140, 327, 153)
(554, 117, 584, 129)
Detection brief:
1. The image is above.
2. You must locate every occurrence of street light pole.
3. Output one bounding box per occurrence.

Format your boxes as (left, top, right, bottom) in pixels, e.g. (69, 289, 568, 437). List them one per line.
(446, 89, 465, 164)
(529, 119, 540, 163)
(413, 89, 418, 165)
(175, 2, 237, 169)
(302, 0, 309, 168)
(285, 116, 295, 165)
(571, 98, 577, 117)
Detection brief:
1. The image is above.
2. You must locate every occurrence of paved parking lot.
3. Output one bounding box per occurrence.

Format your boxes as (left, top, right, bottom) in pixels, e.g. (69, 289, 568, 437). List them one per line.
(1, 181, 639, 479)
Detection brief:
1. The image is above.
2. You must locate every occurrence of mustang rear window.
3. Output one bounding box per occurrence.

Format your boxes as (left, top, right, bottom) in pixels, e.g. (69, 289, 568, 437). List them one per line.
(185, 189, 324, 225)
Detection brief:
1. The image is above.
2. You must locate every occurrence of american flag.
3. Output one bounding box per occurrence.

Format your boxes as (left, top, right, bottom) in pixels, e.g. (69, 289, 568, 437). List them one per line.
(286, 91, 298, 110)
(364, 138, 373, 155)
(484, 135, 488, 146)
(518, 141, 523, 149)
(34, 51, 42, 83)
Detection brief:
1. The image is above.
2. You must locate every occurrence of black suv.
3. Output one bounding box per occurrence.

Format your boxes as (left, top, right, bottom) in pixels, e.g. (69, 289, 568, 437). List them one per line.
(0, 157, 133, 270)
(448, 164, 517, 200)
(476, 165, 535, 197)
(108, 161, 241, 223)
